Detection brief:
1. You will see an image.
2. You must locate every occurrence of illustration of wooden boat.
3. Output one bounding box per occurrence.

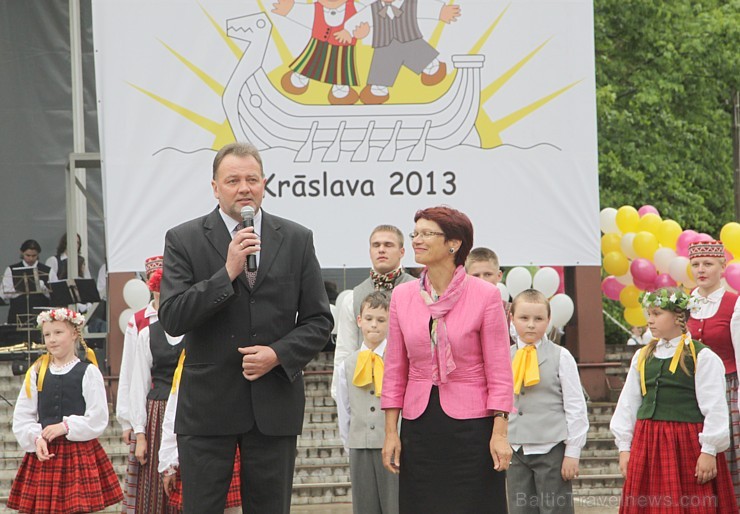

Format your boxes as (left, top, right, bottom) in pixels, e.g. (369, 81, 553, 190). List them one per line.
(223, 12, 483, 162)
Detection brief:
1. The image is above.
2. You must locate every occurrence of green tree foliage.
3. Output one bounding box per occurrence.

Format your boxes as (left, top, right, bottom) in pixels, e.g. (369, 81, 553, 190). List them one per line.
(595, 0, 740, 234)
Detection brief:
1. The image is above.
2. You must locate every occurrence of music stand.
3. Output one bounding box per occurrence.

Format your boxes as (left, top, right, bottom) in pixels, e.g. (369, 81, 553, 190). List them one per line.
(49, 278, 101, 306)
(8, 266, 48, 367)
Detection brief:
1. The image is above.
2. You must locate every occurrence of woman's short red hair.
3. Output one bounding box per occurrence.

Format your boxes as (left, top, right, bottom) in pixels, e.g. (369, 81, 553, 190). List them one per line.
(414, 206, 474, 267)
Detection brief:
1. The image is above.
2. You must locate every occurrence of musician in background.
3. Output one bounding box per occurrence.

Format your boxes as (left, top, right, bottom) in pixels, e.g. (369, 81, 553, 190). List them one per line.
(1, 239, 58, 325)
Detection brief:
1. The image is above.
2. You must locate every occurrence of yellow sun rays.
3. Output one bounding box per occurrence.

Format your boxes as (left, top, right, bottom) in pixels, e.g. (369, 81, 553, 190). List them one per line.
(128, 2, 582, 151)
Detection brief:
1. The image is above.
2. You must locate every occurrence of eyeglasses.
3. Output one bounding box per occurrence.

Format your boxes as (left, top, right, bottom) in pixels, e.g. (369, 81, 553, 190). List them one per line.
(409, 231, 445, 240)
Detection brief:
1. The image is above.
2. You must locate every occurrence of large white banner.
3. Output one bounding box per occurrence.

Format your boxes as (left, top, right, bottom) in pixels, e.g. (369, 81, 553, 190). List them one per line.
(93, 0, 599, 272)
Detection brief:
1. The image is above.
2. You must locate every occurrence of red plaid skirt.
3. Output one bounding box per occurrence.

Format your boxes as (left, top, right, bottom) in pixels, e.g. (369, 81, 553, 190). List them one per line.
(621, 419, 736, 513)
(7, 437, 123, 514)
(168, 449, 242, 509)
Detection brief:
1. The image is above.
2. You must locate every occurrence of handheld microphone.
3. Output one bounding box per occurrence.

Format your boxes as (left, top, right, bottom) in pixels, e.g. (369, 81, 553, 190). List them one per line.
(240, 206, 258, 272)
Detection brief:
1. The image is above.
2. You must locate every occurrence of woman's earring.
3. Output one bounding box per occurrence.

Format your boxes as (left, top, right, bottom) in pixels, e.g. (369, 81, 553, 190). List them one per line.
(449, 247, 455, 254)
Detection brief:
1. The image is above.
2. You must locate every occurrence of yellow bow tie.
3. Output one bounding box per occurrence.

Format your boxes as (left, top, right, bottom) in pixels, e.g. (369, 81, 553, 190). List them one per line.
(512, 345, 540, 394)
(353, 350, 384, 397)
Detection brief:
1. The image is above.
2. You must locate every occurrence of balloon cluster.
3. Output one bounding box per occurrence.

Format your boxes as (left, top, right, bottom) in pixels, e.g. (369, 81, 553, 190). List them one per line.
(502, 267, 574, 329)
(600, 205, 740, 327)
(117, 277, 152, 333)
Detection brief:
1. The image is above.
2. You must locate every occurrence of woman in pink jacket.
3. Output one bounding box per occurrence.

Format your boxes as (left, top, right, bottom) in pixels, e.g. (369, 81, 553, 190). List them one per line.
(381, 206, 514, 513)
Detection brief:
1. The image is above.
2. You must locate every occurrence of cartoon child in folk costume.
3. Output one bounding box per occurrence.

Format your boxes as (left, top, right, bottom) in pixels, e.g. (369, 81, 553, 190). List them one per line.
(687, 239, 740, 505)
(340, 0, 461, 104)
(610, 288, 736, 513)
(8, 308, 123, 513)
(272, 0, 370, 105)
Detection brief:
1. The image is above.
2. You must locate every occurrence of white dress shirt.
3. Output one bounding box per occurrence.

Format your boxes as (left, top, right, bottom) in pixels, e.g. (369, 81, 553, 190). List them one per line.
(610, 333, 730, 455)
(13, 358, 109, 452)
(129, 323, 184, 434)
(220, 207, 261, 268)
(45, 253, 92, 279)
(336, 340, 387, 451)
(510, 338, 590, 459)
(116, 301, 156, 431)
(158, 387, 179, 474)
(331, 291, 361, 400)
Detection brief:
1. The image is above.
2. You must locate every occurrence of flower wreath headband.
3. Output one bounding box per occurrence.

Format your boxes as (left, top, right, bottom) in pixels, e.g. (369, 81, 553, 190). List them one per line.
(639, 289, 698, 312)
(25, 307, 98, 398)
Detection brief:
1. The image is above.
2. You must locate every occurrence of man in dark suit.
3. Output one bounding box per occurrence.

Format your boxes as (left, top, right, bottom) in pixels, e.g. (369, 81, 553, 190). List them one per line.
(158, 142, 333, 513)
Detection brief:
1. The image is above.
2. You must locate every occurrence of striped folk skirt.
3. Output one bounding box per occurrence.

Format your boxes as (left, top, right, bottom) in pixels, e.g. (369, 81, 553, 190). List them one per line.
(122, 432, 139, 513)
(290, 38, 358, 86)
(135, 398, 178, 514)
(724, 372, 740, 507)
(7, 438, 123, 514)
(621, 419, 736, 513)
(168, 450, 242, 509)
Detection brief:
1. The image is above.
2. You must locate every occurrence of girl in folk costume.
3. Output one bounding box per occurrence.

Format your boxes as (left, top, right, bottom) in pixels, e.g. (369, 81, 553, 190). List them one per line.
(610, 288, 736, 514)
(158, 359, 243, 513)
(8, 308, 123, 513)
(688, 239, 740, 505)
(129, 266, 186, 513)
(118, 254, 163, 512)
(272, 0, 367, 105)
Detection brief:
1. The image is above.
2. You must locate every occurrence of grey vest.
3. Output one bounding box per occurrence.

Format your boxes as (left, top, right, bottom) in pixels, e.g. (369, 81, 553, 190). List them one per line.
(371, 0, 424, 49)
(508, 339, 568, 445)
(344, 350, 386, 448)
(351, 272, 415, 345)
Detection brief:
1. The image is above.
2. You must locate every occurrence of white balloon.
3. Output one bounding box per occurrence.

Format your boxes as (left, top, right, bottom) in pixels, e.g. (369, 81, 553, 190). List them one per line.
(620, 233, 638, 260)
(600, 208, 619, 234)
(123, 278, 151, 310)
(616, 271, 634, 285)
(506, 267, 533, 298)
(550, 294, 575, 328)
(496, 282, 510, 301)
(668, 256, 691, 285)
(653, 247, 677, 274)
(118, 308, 134, 334)
(532, 267, 560, 298)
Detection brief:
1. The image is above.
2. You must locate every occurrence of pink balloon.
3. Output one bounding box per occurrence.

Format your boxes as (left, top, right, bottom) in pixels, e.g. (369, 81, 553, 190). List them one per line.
(697, 233, 713, 243)
(725, 264, 740, 292)
(633, 278, 656, 292)
(676, 230, 699, 257)
(638, 205, 660, 217)
(601, 276, 624, 301)
(654, 273, 677, 288)
(630, 258, 657, 284)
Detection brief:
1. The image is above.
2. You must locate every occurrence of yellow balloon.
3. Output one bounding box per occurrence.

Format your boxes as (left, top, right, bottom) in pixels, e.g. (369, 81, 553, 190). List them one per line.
(633, 231, 659, 259)
(619, 285, 641, 308)
(637, 213, 662, 235)
(657, 220, 682, 249)
(624, 307, 647, 327)
(721, 222, 740, 255)
(616, 206, 640, 234)
(601, 233, 622, 255)
(603, 251, 630, 276)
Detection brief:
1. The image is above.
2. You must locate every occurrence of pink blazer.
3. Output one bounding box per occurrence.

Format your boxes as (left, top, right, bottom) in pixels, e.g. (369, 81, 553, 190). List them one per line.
(381, 277, 514, 420)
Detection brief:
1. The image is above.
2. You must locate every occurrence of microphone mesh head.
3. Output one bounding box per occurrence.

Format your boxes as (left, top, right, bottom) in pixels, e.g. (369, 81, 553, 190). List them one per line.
(240, 206, 255, 220)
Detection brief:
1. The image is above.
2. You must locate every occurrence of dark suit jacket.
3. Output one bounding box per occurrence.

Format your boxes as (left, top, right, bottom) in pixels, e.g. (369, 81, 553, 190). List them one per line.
(158, 208, 333, 436)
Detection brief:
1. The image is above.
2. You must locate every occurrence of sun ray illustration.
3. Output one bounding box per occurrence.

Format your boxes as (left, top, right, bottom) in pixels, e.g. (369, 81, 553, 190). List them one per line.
(481, 38, 551, 104)
(129, 83, 235, 148)
(158, 40, 225, 96)
(476, 80, 582, 148)
(199, 3, 243, 58)
(468, 4, 509, 55)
